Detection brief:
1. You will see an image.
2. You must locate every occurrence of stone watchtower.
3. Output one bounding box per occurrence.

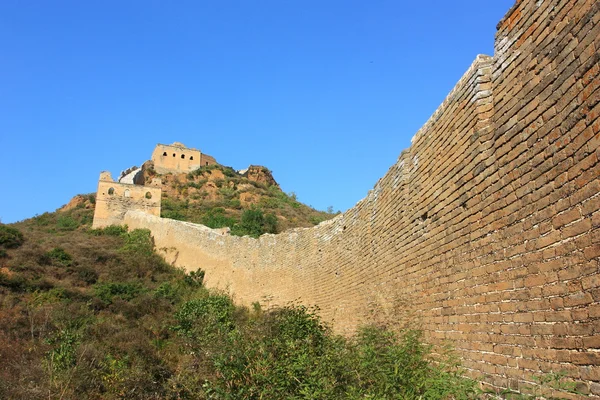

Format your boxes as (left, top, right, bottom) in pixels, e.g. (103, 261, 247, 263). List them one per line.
(151, 142, 217, 174)
(92, 171, 162, 228)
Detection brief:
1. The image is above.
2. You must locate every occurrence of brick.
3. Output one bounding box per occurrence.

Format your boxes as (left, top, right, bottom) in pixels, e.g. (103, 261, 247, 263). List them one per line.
(571, 352, 600, 365)
(545, 310, 573, 322)
(562, 218, 592, 239)
(583, 336, 600, 349)
(552, 207, 581, 228)
(582, 275, 600, 290)
(564, 292, 594, 307)
(583, 244, 600, 260)
(589, 304, 600, 318)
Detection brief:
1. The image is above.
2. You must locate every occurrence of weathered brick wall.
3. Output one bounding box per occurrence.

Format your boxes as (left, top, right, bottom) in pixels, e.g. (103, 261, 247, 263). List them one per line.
(199, 153, 217, 167)
(151, 143, 203, 174)
(93, 172, 161, 228)
(125, 0, 599, 393)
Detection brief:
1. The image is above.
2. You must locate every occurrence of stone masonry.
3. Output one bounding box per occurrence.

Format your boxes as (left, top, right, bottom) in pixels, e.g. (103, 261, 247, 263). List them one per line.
(93, 172, 162, 228)
(151, 142, 217, 174)
(122, 0, 599, 394)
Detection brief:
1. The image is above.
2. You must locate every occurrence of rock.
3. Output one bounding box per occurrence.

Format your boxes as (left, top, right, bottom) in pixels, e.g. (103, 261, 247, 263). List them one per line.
(242, 165, 279, 187)
(58, 194, 94, 212)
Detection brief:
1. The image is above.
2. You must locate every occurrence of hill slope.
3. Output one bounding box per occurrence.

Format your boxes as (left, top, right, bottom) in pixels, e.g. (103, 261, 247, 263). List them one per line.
(0, 209, 476, 399)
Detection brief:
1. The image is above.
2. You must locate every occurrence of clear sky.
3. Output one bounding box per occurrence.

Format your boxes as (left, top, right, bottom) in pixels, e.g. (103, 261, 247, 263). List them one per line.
(0, 0, 515, 223)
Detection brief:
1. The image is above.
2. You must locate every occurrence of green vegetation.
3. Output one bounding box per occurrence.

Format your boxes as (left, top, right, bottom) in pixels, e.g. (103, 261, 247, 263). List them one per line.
(0, 209, 483, 399)
(157, 164, 336, 234)
(230, 206, 278, 238)
(0, 224, 24, 248)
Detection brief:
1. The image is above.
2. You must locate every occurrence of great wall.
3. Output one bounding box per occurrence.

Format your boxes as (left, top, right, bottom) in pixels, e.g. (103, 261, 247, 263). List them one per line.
(93, 0, 600, 394)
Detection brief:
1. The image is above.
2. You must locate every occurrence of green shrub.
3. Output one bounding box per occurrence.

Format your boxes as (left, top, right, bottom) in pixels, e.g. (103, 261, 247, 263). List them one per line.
(45, 247, 73, 267)
(57, 215, 79, 231)
(94, 282, 144, 305)
(187, 179, 207, 189)
(0, 225, 24, 249)
(309, 215, 326, 225)
(45, 328, 80, 373)
(184, 268, 205, 287)
(173, 294, 235, 340)
(89, 225, 128, 236)
(228, 199, 242, 209)
(0, 270, 28, 291)
(34, 212, 54, 226)
(77, 267, 99, 285)
(161, 198, 187, 220)
(154, 282, 180, 304)
(162, 209, 186, 220)
(120, 229, 154, 257)
(218, 186, 237, 199)
(222, 167, 236, 177)
(201, 208, 236, 229)
(231, 206, 278, 238)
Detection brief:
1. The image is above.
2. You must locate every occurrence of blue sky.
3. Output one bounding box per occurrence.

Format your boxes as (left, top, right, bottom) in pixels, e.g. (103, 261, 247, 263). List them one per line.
(0, 1, 515, 223)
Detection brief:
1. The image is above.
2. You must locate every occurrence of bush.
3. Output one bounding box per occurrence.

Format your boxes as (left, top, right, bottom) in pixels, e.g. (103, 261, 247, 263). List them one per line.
(231, 206, 278, 238)
(45, 247, 73, 267)
(89, 225, 128, 236)
(173, 294, 235, 341)
(0, 225, 24, 249)
(94, 282, 144, 305)
(57, 215, 80, 231)
(120, 229, 154, 257)
(201, 208, 235, 229)
(77, 267, 99, 285)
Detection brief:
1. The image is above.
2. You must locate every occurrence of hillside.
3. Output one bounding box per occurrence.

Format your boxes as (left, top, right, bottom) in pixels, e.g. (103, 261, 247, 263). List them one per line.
(0, 208, 476, 399)
(140, 161, 337, 235)
(65, 161, 337, 238)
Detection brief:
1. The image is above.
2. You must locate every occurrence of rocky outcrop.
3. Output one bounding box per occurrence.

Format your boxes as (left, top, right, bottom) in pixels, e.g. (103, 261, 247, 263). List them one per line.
(58, 194, 95, 212)
(242, 165, 278, 187)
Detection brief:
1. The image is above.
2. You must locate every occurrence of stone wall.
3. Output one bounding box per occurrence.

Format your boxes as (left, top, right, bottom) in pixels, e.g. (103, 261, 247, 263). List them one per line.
(199, 153, 217, 167)
(93, 172, 161, 228)
(151, 142, 217, 174)
(125, 0, 599, 393)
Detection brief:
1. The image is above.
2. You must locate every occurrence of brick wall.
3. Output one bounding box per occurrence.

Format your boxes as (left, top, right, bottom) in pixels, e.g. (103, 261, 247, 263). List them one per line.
(151, 143, 202, 174)
(125, 0, 599, 393)
(93, 172, 161, 229)
(199, 153, 217, 167)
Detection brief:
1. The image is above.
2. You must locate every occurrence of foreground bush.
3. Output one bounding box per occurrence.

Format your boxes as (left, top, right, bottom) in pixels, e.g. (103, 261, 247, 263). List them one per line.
(171, 303, 477, 400)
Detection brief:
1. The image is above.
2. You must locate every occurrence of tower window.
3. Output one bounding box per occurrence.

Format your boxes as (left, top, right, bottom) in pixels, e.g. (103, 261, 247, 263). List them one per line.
(181, 154, 185, 159)
(190, 156, 194, 160)
(163, 152, 167, 156)
(172, 153, 176, 157)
